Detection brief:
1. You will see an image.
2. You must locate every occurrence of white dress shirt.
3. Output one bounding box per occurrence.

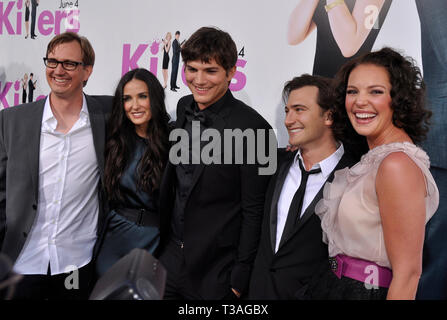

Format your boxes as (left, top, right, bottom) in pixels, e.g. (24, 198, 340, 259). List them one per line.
(14, 95, 100, 275)
(275, 144, 344, 253)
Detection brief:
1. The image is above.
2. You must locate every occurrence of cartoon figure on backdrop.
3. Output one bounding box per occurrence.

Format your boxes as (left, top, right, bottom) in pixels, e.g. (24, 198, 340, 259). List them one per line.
(157, 27, 273, 300)
(24, 0, 30, 39)
(287, 0, 392, 78)
(94, 68, 171, 277)
(248, 75, 358, 300)
(30, 0, 39, 40)
(21, 74, 28, 104)
(0, 32, 113, 300)
(307, 48, 439, 300)
(161, 32, 172, 89)
(170, 31, 181, 92)
(415, 0, 447, 300)
(28, 73, 37, 103)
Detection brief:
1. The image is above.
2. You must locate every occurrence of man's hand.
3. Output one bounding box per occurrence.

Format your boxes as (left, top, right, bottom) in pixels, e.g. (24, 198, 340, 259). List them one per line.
(231, 288, 241, 298)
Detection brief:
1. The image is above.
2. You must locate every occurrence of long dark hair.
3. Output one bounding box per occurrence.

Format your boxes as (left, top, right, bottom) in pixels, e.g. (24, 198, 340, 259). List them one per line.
(104, 68, 170, 204)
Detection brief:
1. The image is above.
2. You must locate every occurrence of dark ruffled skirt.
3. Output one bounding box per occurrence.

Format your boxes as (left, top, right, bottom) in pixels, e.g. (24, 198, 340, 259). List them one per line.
(305, 260, 388, 300)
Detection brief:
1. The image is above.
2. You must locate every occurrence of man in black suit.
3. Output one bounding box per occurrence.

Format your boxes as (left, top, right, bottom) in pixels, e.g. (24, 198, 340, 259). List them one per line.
(170, 31, 181, 92)
(248, 75, 356, 299)
(0, 32, 112, 300)
(30, 0, 39, 39)
(28, 73, 37, 102)
(158, 27, 274, 300)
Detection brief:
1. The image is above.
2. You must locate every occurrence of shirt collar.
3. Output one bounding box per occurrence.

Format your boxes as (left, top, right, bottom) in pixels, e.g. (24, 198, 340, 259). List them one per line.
(295, 142, 345, 178)
(42, 94, 89, 132)
(193, 89, 231, 116)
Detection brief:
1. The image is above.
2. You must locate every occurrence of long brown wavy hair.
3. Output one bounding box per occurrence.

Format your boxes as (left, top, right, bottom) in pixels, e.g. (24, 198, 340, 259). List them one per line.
(104, 68, 170, 205)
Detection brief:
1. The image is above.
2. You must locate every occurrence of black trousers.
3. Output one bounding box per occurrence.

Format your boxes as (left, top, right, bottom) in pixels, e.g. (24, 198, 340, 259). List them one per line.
(159, 238, 239, 300)
(170, 58, 179, 89)
(30, 6, 37, 37)
(159, 238, 202, 300)
(28, 90, 34, 103)
(12, 262, 93, 300)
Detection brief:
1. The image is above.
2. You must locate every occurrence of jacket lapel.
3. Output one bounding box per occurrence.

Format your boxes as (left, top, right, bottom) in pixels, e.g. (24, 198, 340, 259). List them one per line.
(85, 95, 107, 181)
(26, 99, 46, 203)
(269, 151, 296, 252)
(279, 152, 357, 247)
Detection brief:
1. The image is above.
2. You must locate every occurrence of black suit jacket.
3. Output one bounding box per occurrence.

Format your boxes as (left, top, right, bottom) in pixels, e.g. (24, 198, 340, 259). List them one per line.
(248, 149, 357, 299)
(172, 39, 180, 62)
(0, 94, 112, 264)
(158, 91, 273, 299)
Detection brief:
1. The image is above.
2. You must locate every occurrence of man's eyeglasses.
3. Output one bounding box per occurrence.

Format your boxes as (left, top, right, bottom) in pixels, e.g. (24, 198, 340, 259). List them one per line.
(43, 58, 86, 71)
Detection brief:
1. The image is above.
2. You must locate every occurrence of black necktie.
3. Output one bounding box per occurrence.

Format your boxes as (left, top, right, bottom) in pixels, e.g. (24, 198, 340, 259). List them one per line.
(277, 159, 322, 249)
(287, 159, 321, 225)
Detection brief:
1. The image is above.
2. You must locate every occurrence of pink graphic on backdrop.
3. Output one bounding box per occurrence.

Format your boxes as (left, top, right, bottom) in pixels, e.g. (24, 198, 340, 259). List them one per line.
(16, 0, 22, 34)
(230, 59, 247, 91)
(13, 80, 20, 106)
(39, 10, 80, 35)
(149, 40, 160, 76)
(0, 2, 79, 35)
(122, 44, 149, 76)
(150, 41, 160, 55)
(0, 82, 13, 109)
(0, 1, 15, 34)
(39, 10, 54, 36)
(65, 9, 80, 32)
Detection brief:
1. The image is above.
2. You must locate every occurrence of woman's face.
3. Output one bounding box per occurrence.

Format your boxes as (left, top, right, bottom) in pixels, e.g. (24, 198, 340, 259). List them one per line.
(345, 64, 394, 145)
(123, 79, 152, 138)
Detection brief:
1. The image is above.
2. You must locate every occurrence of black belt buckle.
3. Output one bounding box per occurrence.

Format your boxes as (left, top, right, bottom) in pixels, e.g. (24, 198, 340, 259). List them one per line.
(329, 257, 338, 272)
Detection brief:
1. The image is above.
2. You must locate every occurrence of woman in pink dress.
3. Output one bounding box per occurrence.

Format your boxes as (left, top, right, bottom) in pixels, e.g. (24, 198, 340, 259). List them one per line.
(309, 47, 439, 300)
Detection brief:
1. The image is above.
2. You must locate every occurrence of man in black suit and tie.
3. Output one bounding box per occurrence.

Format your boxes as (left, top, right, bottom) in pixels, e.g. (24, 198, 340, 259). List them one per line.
(158, 27, 273, 300)
(30, 0, 39, 39)
(28, 73, 37, 102)
(170, 31, 181, 92)
(248, 75, 356, 299)
(0, 32, 112, 299)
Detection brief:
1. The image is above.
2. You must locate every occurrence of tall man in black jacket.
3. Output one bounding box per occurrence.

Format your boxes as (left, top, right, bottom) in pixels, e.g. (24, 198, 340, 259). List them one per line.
(158, 27, 274, 300)
(249, 75, 356, 299)
(170, 31, 181, 91)
(30, 0, 39, 39)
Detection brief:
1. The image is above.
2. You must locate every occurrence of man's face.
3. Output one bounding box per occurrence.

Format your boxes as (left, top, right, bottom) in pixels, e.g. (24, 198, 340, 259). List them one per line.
(284, 86, 333, 149)
(45, 40, 92, 100)
(184, 58, 236, 110)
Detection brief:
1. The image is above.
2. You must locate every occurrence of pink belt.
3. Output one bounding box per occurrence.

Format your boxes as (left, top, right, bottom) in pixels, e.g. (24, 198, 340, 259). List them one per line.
(329, 254, 393, 288)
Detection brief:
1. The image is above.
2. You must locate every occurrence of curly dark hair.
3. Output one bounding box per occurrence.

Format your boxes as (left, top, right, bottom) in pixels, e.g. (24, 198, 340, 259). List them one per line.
(104, 68, 170, 205)
(331, 47, 431, 156)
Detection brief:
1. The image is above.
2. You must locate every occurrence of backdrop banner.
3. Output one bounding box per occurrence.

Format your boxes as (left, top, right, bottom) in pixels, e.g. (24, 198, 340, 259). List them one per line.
(1, 0, 424, 146)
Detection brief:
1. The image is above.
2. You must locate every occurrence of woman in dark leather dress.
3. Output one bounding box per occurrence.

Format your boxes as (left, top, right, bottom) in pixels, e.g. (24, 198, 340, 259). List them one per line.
(95, 68, 170, 277)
